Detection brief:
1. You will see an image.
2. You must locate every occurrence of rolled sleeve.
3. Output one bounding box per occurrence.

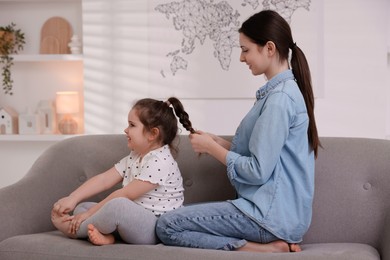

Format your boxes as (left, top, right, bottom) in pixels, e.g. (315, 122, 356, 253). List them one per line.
(226, 151, 240, 182)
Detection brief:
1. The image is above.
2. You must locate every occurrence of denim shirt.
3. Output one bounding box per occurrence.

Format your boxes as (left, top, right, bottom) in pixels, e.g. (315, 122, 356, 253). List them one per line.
(227, 70, 315, 243)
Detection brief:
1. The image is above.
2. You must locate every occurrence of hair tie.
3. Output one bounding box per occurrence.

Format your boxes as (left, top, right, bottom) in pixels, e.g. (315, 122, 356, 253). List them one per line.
(165, 100, 172, 108)
(290, 42, 297, 49)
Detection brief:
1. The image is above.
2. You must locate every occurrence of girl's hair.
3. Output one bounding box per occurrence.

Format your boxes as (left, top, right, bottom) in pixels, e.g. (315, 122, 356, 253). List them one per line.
(132, 97, 195, 148)
(239, 10, 321, 157)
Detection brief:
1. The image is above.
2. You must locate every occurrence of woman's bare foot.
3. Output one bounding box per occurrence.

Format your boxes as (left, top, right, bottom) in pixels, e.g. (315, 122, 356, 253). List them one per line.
(237, 240, 301, 253)
(51, 211, 77, 239)
(289, 243, 302, 252)
(87, 224, 115, 246)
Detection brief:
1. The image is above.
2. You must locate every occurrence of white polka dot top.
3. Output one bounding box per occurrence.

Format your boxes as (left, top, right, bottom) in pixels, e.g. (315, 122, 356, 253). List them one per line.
(115, 144, 184, 215)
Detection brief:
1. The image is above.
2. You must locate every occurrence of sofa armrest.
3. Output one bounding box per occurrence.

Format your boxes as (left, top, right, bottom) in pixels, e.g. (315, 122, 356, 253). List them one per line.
(0, 176, 57, 242)
(0, 144, 86, 242)
(0, 135, 129, 243)
(381, 211, 390, 260)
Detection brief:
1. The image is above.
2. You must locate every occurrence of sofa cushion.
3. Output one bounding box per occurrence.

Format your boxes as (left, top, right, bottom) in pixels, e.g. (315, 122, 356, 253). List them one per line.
(0, 231, 380, 260)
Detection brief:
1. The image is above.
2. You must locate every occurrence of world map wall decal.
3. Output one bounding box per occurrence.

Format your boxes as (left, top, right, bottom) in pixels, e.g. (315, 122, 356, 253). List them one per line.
(154, 0, 311, 78)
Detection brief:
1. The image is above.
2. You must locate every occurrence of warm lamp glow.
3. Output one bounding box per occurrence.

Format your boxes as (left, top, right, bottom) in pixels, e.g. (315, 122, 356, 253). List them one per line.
(56, 91, 80, 114)
(56, 91, 80, 134)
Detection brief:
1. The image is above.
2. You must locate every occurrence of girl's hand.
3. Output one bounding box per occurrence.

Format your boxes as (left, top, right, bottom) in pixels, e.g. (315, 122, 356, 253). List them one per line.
(189, 131, 214, 154)
(53, 196, 77, 216)
(68, 211, 91, 235)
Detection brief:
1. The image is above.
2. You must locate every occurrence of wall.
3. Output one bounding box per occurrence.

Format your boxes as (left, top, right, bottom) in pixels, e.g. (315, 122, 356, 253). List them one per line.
(0, 0, 389, 189)
(316, 0, 389, 138)
(207, 0, 388, 138)
(387, 0, 390, 139)
(83, 0, 390, 138)
(0, 141, 57, 187)
(187, 0, 390, 138)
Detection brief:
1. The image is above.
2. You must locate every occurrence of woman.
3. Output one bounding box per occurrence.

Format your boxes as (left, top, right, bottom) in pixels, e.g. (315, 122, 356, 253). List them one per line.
(156, 10, 320, 253)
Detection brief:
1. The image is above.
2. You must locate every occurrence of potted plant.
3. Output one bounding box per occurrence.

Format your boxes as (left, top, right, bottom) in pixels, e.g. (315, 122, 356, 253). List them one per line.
(0, 23, 26, 95)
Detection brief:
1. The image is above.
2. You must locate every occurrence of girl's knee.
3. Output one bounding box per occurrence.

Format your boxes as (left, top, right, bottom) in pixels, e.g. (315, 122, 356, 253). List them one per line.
(103, 197, 130, 211)
(74, 202, 97, 215)
(107, 197, 129, 205)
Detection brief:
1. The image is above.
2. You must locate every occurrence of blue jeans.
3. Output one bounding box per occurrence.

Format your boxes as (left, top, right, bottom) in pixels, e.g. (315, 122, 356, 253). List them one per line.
(156, 201, 279, 250)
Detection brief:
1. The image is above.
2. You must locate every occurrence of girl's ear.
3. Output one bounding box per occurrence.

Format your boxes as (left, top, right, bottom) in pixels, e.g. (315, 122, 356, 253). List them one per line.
(148, 127, 160, 141)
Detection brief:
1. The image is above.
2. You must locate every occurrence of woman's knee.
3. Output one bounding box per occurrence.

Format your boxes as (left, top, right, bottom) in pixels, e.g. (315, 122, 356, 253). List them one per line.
(155, 214, 169, 242)
(155, 210, 181, 243)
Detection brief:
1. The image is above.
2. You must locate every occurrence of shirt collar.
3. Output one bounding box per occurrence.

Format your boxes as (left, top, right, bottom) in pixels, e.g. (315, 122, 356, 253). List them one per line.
(256, 70, 295, 100)
(143, 144, 170, 159)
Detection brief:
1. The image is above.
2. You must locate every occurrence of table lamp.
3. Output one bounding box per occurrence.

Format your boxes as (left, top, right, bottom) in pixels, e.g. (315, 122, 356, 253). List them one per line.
(56, 91, 79, 134)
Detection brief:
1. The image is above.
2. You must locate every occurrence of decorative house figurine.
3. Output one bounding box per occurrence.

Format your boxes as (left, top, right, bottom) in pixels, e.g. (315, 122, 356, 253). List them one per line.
(0, 106, 18, 134)
(18, 107, 43, 135)
(37, 100, 56, 134)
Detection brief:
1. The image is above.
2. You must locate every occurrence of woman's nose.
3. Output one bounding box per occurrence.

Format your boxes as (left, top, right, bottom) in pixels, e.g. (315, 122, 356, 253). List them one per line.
(239, 54, 245, 62)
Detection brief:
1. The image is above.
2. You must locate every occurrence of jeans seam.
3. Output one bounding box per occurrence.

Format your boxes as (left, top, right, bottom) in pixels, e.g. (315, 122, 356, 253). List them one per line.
(165, 213, 245, 249)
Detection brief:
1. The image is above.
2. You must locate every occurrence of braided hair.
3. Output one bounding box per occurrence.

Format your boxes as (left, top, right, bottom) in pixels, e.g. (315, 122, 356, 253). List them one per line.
(132, 97, 195, 149)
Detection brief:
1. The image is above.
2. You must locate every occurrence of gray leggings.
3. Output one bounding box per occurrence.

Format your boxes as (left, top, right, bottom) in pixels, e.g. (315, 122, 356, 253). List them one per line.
(74, 197, 158, 244)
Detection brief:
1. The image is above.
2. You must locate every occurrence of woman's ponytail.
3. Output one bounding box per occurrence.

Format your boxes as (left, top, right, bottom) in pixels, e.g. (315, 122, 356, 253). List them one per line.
(290, 45, 320, 158)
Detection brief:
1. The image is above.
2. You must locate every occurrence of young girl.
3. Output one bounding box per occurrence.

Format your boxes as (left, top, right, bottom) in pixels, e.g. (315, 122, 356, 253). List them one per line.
(51, 97, 195, 245)
(156, 10, 320, 253)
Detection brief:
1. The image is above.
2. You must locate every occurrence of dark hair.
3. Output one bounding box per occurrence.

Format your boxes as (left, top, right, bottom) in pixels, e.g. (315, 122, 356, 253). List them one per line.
(239, 10, 321, 157)
(132, 97, 195, 148)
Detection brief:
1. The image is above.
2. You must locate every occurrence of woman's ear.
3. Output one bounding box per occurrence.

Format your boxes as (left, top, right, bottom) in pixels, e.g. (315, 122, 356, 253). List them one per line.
(265, 41, 276, 56)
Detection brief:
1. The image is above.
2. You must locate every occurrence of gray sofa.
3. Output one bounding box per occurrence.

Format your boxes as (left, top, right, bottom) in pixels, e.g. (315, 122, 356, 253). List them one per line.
(0, 135, 389, 260)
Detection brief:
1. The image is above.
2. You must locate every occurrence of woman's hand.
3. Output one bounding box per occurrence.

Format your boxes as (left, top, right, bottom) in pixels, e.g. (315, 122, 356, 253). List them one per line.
(189, 131, 215, 154)
(190, 130, 229, 165)
(52, 196, 77, 216)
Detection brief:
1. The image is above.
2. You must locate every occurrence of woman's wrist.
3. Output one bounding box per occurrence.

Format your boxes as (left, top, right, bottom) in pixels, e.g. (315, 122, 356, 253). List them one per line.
(208, 140, 228, 165)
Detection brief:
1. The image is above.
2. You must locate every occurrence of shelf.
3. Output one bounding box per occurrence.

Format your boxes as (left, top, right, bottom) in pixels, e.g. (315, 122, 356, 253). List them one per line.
(11, 54, 83, 62)
(0, 134, 80, 142)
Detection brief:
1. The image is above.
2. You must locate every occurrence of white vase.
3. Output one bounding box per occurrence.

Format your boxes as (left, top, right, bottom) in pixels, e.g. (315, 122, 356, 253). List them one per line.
(68, 35, 82, 54)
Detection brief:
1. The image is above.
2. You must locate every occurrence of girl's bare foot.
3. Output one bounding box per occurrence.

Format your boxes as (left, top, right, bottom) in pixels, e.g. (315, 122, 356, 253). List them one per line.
(237, 240, 301, 253)
(51, 211, 77, 239)
(87, 224, 115, 246)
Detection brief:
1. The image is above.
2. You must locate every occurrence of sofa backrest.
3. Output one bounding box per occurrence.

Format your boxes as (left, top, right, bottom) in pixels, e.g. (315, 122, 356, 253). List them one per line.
(6, 135, 390, 250)
(174, 136, 236, 204)
(303, 137, 390, 250)
(176, 135, 390, 250)
(25, 135, 235, 209)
